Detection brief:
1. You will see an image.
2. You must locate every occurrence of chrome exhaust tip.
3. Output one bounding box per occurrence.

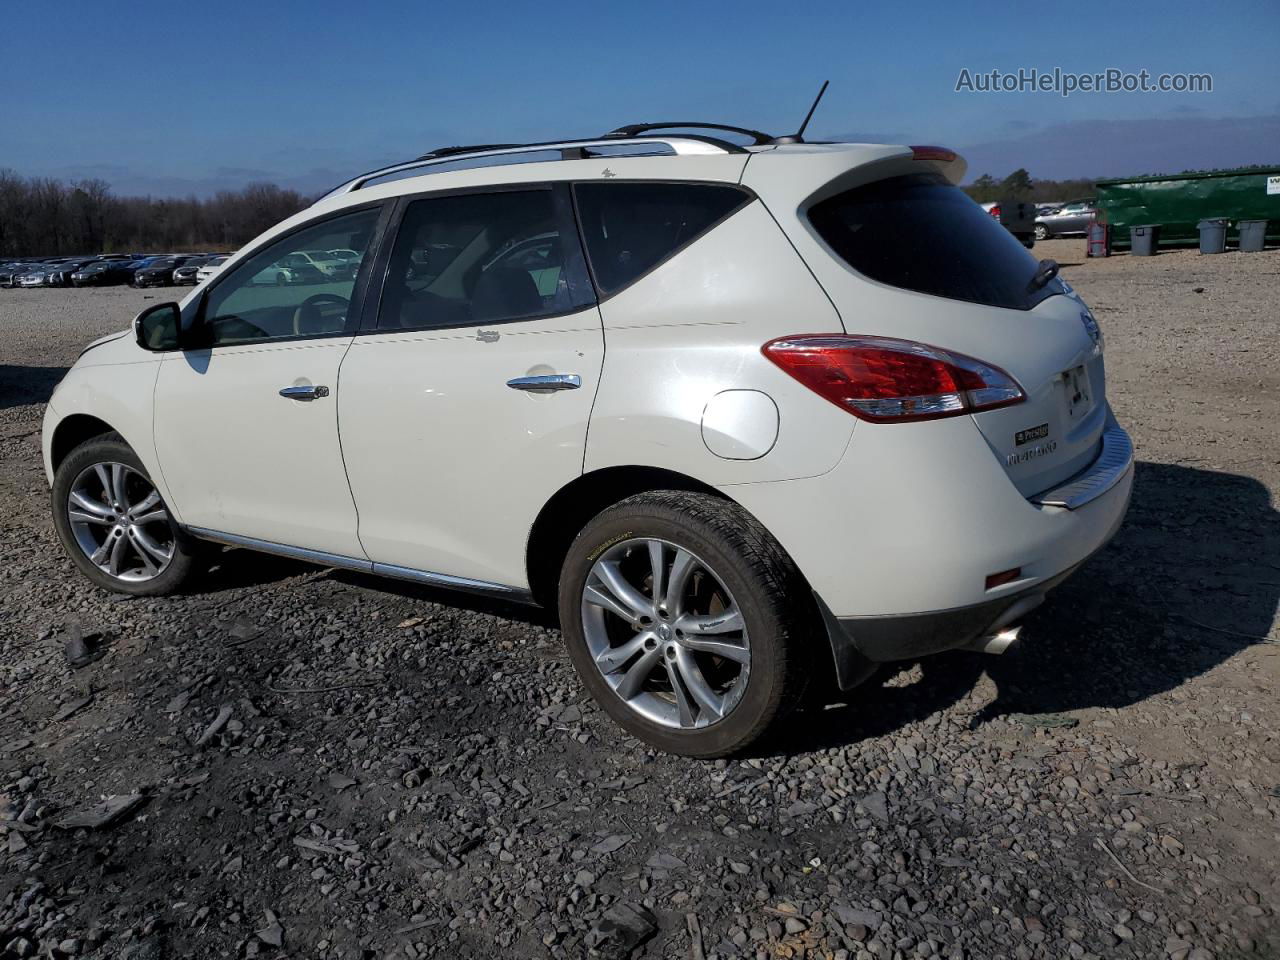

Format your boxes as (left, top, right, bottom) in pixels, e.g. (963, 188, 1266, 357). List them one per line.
(966, 624, 1022, 655)
(964, 592, 1043, 655)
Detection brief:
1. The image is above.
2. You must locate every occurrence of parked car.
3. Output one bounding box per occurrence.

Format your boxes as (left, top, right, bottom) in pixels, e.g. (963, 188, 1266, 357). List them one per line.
(45, 258, 101, 287)
(0, 261, 31, 287)
(980, 200, 1036, 248)
(298, 250, 346, 277)
(1034, 199, 1097, 240)
(325, 248, 363, 277)
(195, 255, 231, 284)
(16, 264, 55, 287)
(133, 257, 196, 287)
(115, 257, 165, 283)
(72, 260, 135, 286)
(250, 255, 324, 286)
(173, 257, 221, 285)
(43, 131, 1132, 757)
(193, 256, 231, 285)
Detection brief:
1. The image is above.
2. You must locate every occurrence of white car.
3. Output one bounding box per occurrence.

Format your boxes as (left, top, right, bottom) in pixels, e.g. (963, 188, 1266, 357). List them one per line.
(249, 250, 332, 285)
(327, 248, 362, 264)
(42, 126, 1133, 756)
(195, 255, 230, 284)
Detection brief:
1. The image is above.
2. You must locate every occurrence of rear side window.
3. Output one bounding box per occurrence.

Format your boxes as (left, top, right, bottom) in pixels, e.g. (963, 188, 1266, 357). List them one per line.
(573, 182, 750, 295)
(377, 189, 594, 331)
(808, 173, 1062, 310)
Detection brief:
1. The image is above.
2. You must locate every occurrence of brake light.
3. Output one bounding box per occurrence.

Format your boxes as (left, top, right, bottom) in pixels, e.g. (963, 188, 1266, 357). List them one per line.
(909, 145, 958, 164)
(762, 335, 1025, 423)
(989, 204, 1001, 218)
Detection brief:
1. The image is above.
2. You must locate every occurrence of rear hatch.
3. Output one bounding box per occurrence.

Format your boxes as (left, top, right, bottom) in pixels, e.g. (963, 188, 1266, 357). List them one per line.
(751, 153, 1106, 496)
(965, 293, 1105, 495)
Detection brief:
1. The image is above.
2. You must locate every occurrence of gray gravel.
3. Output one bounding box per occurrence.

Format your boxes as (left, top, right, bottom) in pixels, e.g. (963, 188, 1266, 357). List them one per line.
(1, 243, 1278, 959)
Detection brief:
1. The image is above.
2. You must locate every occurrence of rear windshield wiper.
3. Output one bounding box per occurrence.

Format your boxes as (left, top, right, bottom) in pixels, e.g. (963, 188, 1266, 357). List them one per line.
(1028, 258, 1060, 293)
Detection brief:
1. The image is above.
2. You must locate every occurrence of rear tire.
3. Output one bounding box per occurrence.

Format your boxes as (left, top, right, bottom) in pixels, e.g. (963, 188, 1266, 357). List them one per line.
(52, 435, 201, 597)
(558, 491, 815, 757)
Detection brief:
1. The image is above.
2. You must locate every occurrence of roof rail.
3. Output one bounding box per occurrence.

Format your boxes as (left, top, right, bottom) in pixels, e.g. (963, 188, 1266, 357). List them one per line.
(604, 122, 775, 145)
(415, 143, 522, 161)
(316, 134, 746, 203)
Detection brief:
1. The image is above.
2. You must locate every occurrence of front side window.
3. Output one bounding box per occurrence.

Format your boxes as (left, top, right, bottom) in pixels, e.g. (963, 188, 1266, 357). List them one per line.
(200, 207, 381, 346)
(376, 189, 591, 330)
(573, 182, 751, 295)
(808, 173, 1063, 311)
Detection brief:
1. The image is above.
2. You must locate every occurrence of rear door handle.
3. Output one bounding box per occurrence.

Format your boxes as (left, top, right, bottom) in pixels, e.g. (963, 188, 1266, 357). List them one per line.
(279, 385, 330, 401)
(506, 374, 581, 392)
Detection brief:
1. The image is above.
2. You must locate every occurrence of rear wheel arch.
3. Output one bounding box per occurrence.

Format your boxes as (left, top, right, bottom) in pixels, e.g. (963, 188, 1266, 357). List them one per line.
(527, 466, 869, 697)
(526, 466, 731, 610)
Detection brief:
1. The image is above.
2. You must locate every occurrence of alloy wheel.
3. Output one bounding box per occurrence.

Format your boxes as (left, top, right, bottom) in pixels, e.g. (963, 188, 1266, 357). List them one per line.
(67, 462, 175, 582)
(581, 538, 750, 730)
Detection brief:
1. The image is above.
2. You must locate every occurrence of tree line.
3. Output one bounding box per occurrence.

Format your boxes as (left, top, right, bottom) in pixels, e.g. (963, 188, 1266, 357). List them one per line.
(0, 169, 309, 259)
(962, 168, 1097, 204)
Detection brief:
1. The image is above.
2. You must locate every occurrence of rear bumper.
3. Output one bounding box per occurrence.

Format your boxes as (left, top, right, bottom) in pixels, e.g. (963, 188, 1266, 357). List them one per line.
(724, 409, 1134, 684)
(1030, 420, 1132, 509)
(834, 492, 1125, 665)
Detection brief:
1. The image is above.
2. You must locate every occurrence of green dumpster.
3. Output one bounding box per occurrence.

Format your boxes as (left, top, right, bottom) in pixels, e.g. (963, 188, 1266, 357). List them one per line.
(1097, 166, 1280, 250)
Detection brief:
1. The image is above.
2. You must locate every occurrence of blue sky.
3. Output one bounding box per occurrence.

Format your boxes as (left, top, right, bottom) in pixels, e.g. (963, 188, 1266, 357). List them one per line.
(2, 0, 1277, 195)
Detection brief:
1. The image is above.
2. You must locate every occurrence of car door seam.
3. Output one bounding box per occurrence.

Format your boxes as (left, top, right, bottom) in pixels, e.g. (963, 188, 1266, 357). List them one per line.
(148, 354, 184, 524)
(333, 335, 372, 561)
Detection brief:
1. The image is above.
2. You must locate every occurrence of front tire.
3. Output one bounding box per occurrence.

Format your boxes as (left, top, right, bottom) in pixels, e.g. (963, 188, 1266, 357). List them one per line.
(1034, 224, 1050, 241)
(558, 491, 814, 757)
(52, 435, 200, 596)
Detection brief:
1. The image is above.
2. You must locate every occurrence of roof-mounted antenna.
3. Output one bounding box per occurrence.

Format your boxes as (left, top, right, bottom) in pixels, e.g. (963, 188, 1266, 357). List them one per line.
(771, 81, 830, 145)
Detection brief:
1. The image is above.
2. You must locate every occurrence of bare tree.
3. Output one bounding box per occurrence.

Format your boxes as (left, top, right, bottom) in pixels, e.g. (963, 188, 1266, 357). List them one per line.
(0, 173, 308, 258)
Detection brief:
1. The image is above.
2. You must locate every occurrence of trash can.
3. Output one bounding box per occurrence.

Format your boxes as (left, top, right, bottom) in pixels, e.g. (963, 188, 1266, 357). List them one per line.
(1197, 218, 1228, 254)
(1130, 224, 1160, 256)
(1086, 222, 1111, 258)
(1238, 219, 1268, 253)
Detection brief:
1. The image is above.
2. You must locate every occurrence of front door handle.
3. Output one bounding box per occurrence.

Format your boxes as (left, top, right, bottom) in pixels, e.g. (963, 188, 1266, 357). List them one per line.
(506, 374, 581, 392)
(279, 384, 330, 401)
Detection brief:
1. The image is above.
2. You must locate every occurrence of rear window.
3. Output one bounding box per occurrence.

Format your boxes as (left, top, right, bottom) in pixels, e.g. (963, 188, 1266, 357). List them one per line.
(573, 182, 750, 295)
(808, 173, 1062, 310)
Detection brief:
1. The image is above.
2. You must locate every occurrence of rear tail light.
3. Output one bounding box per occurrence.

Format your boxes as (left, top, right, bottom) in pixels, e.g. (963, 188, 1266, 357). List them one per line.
(989, 204, 1001, 218)
(762, 335, 1025, 423)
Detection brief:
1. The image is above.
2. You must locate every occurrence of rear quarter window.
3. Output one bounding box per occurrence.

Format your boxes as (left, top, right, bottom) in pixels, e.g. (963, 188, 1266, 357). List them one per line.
(808, 173, 1061, 310)
(573, 182, 751, 295)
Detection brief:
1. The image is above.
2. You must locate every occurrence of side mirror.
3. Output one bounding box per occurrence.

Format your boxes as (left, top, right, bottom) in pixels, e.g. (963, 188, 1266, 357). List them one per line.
(133, 302, 182, 351)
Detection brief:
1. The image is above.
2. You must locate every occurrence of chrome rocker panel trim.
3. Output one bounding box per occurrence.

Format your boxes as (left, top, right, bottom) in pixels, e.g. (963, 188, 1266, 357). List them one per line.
(1030, 419, 1133, 510)
(186, 527, 533, 603)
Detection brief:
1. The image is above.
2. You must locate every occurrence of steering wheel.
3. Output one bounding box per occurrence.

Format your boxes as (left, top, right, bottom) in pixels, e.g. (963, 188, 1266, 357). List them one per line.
(292, 293, 350, 337)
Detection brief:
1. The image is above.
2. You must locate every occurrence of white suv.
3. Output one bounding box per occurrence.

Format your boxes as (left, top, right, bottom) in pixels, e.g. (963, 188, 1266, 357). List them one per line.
(42, 125, 1133, 756)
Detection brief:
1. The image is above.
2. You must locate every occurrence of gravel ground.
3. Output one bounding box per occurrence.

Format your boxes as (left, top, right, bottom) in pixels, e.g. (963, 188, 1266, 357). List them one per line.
(1, 243, 1278, 960)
